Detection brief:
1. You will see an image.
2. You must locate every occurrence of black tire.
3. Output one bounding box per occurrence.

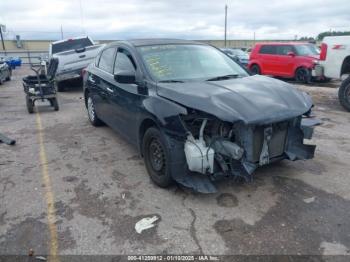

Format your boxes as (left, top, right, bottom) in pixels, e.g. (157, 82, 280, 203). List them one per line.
(338, 77, 350, 112)
(26, 95, 34, 114)
(142, 127, 174, 188)
(86, 94, 103, 126)
(319, 77, 331, 83)
(0, 78, 3, 85)
(51, 98, 59, 111)
(250, 64, 261, 75)
(5, 69, 11, 81)
(295, 67, 311, 84)
(56, 81, 65, 92)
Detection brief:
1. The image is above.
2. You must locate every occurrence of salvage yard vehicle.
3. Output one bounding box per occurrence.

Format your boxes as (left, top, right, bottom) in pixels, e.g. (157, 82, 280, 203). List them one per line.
(0, 59, 11, 84)
(319, 36, 350, 111)
(83, 39, 317, 193)
(248, 42, 324, 83)
(22, 59, 59, 113)
(50, 36, 105, 91)
(221, 48, 249, 67)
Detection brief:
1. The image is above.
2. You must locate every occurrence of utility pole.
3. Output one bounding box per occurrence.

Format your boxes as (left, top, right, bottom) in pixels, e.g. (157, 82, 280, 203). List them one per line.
(0, 24, 6, 55)
(224, 5, 228, 47)
(60, 25, 64, 39)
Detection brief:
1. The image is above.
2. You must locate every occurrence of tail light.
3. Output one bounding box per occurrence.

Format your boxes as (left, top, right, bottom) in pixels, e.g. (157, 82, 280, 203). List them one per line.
(332, 44, 346, 50)
(320, 43, 327, 61)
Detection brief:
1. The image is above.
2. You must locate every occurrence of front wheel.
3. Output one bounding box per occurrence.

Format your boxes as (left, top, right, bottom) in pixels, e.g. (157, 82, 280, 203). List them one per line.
(295, 67, 311, 84)
(142, 127, 174, 188)
(339, 77, 350, 112)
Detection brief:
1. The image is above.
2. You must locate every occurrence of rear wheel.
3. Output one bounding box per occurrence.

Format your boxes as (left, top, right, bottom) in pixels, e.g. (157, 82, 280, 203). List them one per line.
(295, 67, 311, 84)
(26, 95, 34, 114)
(338, 77, 350, 112)
(87, 95, 103, 126)
(142, 127, 174, 188)
(50, 98, 59, 111)
(56, 81, 65, 92)
(250, 64, 261, 75)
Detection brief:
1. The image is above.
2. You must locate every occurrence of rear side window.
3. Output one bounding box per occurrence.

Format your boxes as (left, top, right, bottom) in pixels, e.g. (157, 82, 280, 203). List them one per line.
(98, 48, 116, 73)
(276, 45, 294, 55)
(114, 50, 136, 73)
(259, 45, 277, 54)
(51, 38, 93, 54)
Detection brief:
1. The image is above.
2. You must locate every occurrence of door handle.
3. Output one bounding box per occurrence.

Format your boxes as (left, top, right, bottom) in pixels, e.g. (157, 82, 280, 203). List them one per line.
(106, 87, 113, 93)
(88, 75, 95, 83)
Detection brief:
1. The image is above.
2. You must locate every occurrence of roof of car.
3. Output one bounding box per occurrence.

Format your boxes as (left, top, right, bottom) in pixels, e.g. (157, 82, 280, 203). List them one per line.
(256, 42, 311, 46)
(118, 38, 206, 47)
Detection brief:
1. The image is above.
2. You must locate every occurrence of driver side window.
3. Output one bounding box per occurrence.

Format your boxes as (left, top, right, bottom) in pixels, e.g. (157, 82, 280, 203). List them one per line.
(114, 49, 136, 73)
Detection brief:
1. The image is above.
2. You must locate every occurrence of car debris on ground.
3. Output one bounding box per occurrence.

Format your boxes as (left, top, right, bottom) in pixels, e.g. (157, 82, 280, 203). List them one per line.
(135, 216, 159, 234)
(0, 132, 16, 145)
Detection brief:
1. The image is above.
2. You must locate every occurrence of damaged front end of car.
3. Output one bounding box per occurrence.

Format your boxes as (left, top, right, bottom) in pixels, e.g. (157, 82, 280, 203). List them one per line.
(165, 108, 318, 193)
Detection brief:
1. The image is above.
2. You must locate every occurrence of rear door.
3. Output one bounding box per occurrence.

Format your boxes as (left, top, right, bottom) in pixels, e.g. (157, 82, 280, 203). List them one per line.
(275, 45, 295, 76)
(258, 45, 277, 75)
(108, 47, 143, 143)
(90, 47, 117, 125)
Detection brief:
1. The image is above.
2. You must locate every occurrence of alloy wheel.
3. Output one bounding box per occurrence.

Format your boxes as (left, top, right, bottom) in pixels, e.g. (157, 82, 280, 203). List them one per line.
(87, 97, 95, 122)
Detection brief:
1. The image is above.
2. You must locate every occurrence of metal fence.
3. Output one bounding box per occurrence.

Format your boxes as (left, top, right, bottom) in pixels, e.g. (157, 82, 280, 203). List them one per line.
(0, 50, 48, 65)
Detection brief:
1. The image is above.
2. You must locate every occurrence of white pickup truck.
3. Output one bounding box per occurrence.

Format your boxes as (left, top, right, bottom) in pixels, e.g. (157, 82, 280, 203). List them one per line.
(49, 36, 105, 91)
(319, 36, 350, 111)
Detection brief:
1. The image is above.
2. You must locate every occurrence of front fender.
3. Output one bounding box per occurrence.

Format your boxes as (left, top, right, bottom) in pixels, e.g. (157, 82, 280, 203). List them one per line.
(142, 96, 188, 135)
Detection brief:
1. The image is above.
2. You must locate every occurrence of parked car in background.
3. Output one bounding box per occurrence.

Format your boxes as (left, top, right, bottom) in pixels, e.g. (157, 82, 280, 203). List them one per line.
(0, 59, 11, 84)
(248, 42, 323, 83)
(50, 36, 105, 91)
(83, 39, 317, 193)
(4, 57, 22, 69)
(221, 48, 249, 67)
(319, 36, 350, 111)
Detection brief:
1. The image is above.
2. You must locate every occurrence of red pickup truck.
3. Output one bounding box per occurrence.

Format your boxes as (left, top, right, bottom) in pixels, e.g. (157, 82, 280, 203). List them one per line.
(248, 42, 323, 83)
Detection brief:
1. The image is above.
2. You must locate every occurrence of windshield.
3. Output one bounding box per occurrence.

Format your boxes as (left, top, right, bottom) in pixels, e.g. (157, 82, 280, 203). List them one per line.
(138, 44, 248, 82)
(294, 44, 320, 56)
(52, 38, 93, 54)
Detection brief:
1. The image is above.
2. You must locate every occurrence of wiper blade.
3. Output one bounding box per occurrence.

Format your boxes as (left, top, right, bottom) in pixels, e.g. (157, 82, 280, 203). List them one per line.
(158, 79, 184, 83)
(206, 74, 240, 81)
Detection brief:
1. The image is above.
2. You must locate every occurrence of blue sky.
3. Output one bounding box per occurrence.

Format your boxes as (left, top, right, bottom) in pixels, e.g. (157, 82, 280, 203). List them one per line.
(1, 0, 349, 40)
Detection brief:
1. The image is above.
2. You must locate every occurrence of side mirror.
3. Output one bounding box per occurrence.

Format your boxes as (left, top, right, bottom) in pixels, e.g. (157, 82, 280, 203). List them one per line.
(114, 70, 136, 84)
(287, 51, 295, 57)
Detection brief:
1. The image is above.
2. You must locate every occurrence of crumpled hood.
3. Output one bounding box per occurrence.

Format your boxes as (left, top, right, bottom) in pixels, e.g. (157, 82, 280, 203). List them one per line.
(156, 75, 313, 124)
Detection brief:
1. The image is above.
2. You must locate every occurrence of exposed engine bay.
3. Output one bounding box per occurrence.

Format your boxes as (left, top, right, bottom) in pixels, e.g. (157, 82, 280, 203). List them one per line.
(180, 110, 317, 183)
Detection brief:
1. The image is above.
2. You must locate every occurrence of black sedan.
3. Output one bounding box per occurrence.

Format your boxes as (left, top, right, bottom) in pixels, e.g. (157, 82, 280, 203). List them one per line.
(83, 39, 317, 193)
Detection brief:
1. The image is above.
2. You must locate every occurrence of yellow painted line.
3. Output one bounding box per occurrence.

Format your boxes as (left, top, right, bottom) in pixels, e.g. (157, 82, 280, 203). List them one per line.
(36, 111, 60, 262)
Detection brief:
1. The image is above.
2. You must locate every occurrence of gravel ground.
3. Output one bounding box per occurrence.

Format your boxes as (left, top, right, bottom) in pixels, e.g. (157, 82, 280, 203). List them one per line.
(0, 66, 350, 259)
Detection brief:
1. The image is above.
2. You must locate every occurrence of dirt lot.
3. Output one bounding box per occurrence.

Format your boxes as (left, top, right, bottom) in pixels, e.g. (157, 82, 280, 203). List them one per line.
(1, 66, 350, 258)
